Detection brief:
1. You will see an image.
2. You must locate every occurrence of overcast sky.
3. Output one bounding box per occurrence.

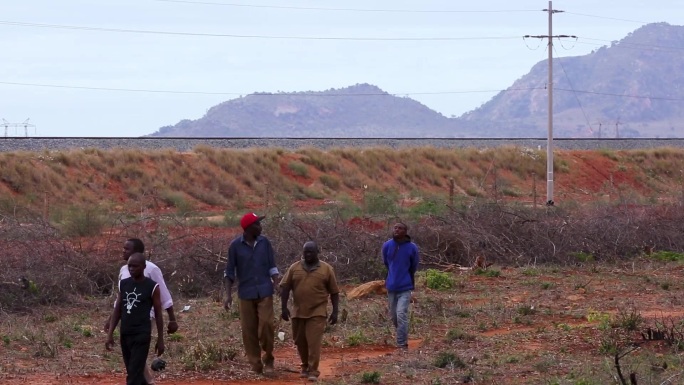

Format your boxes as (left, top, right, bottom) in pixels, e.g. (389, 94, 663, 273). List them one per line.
(1, 0, 683, 137)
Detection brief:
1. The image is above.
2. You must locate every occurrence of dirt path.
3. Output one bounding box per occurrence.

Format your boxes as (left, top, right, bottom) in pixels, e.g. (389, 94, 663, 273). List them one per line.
(0, 340, 421, 385)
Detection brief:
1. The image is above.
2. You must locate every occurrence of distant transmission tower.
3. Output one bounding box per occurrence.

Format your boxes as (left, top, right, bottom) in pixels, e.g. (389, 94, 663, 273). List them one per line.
(2, 118, 36, 137)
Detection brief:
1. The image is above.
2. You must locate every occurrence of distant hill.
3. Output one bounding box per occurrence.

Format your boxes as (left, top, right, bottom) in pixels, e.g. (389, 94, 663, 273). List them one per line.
(460, 23, 684, 138)
(149, 84, 456, 138)
(150, 23, 684, 138)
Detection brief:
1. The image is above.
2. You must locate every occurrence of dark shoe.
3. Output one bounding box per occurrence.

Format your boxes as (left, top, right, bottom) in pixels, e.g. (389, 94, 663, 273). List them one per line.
(307, 375, 318, 382)
(263, 364, 275, 375)
(300, 370, 310, 378)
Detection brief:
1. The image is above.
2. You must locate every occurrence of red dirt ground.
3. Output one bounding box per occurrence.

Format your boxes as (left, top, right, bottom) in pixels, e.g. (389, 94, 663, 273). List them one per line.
(2, 340, 422, 384)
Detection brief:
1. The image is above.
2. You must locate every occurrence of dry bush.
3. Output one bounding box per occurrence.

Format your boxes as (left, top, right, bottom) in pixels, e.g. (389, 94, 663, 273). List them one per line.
(410, 201, 684, 268)
(0, 212, 119, 312)
(4, 199, 684, 314)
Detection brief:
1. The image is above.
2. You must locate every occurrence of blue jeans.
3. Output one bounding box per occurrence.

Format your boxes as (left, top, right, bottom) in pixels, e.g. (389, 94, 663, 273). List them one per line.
(388, 290, 411, 347)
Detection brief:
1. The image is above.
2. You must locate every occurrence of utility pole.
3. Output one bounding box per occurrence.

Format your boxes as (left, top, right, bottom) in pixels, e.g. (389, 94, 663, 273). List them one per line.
(524, 1, 576, 206)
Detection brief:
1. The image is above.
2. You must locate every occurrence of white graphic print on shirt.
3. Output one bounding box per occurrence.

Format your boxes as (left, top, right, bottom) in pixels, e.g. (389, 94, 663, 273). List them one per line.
(124, 287, 141, 314)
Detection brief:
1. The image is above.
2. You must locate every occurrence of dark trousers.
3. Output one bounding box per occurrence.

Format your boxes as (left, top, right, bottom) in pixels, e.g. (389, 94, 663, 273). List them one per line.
(121, 333, 152, 385)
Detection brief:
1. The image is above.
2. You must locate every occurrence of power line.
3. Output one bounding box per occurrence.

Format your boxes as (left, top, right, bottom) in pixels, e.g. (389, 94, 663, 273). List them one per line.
(574, 40, 683, 52)
(564, 11, 650, 24)
(579, 37, 684, 51)
(553, 46, 593, 132)
(153, 0, 539, 14)
(3, 80, 684, 102)
(555, 88, 684, 101)
(0, 81, 543, 96)
(0, 20, 519, 41)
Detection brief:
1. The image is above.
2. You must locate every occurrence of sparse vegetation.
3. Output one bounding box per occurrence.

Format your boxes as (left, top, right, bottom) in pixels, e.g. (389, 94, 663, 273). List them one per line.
(425, 269, 454, 290)
(3, 146, 684, 384)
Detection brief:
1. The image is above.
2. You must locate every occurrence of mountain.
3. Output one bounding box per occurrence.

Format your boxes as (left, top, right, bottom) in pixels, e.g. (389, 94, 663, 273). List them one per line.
(149, 84, 456, 138)
(151, 23, 684, 138)
(460, 23, 684, 138)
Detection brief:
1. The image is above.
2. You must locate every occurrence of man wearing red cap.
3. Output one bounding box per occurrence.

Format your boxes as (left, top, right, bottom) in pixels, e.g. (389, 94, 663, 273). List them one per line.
(224, 212, 280, 375)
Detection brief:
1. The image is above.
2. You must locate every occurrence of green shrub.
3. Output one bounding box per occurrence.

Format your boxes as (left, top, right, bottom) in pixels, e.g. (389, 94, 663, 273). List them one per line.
(571, 252, 595, 263)
(288, 161, 309, 177)
(445, 328, 476, 342)
(346, 330, 370, 347)
(160, 190, 194, 215)
(433, 351, 466, 368)
(52, 205, 108, 237)
(425, 269, 454, 290)
(181, 341, 238, 371)
(407, 197, 446, 217)
(650, 250, 684, 262)
(474, 269, 501, 277)
(361, 371, 381, 384)
(364, 192, 398, 215)
(319, 174, 341, 190)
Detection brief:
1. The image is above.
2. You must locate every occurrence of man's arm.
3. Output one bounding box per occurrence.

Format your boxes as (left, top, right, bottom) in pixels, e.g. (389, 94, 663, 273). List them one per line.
(165, 307, 177, 334)
(152, 286, 165, 356)
(105, 291, 122, 350)
(280, 284, 291, 321)
(148, 264, 177, 333)
(381, 242, 389, 267)
(224, 242, 237, 310)
(329, 293, 340, 324)
(266, 239, 280, 294)
(327, 268, 340, 324)
(409, 245, 419, 287)
(279, 266, 292, 320)
(104, 265, 127, 332)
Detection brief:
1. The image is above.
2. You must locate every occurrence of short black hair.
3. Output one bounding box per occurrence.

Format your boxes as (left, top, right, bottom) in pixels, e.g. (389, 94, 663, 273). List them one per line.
(127, 238, 145, 253)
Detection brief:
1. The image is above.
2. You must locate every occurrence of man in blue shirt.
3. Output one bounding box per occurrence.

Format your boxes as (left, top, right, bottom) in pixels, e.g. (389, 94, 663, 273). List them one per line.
(382, 222, 419, 350)
(224, 212, 280, 375)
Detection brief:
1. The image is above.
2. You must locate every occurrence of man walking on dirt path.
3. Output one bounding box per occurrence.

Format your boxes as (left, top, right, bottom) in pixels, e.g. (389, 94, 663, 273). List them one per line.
(106, 252, 165, 385)
(280, 241, 339, 382)
(224, 212, 280, 375)
(104, 238, 178, 385)
(382, 222, 419, 350)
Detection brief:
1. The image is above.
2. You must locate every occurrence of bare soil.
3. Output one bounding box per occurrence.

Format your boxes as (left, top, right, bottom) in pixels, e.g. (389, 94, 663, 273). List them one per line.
(2, 262, 683, 384)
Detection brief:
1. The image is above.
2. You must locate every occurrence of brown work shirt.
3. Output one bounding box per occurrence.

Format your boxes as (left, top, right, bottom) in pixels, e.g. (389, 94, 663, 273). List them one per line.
(280, 260, 339, 319)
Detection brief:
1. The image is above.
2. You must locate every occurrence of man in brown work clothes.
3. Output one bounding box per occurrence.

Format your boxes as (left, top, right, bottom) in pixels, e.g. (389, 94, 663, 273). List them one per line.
(280, 241, 339, 382)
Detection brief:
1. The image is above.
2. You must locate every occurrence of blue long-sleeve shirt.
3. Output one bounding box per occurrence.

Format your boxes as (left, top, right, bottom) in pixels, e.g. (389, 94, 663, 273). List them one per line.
(224, 235, 279, 300)
(382, 237, 419, 292)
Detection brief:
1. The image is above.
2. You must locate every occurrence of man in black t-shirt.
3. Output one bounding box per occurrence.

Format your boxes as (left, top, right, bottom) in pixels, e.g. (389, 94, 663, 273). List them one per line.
(106, 253, 165, 385)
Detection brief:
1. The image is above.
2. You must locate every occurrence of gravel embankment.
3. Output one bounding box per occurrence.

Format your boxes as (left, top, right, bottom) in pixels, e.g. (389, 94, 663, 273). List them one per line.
(1, 138, 684, 152)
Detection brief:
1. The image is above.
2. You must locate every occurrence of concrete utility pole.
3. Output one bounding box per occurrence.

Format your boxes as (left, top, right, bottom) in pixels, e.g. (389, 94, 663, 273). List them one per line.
(524, 1, 575, 206)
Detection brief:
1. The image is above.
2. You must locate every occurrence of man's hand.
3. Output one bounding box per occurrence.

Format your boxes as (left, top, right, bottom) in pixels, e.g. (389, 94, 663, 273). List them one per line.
(328, 311, 338, 325)
(224, 281, 234, 311)
(155, 339, 165, 356)
(167, 320, 178, 334)
(105, 337, 115, 351)
(281, 307, 290, 321)
(272, 280, 281, 295)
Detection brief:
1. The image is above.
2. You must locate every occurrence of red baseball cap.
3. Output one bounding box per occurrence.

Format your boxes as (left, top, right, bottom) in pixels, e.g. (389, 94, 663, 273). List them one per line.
(240, 212, 265, 230)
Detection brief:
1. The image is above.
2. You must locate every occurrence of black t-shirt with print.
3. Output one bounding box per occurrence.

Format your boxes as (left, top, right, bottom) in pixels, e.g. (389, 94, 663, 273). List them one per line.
(119, 277, 158, 335)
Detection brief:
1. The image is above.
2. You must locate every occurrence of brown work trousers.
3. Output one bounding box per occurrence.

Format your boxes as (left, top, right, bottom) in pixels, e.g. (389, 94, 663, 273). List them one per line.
(291, 316, 327, 377)
(239, 296, 275, 372)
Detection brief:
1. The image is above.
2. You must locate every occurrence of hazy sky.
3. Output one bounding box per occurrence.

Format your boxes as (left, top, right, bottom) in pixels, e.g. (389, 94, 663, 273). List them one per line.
(1, 0, 683, 137)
